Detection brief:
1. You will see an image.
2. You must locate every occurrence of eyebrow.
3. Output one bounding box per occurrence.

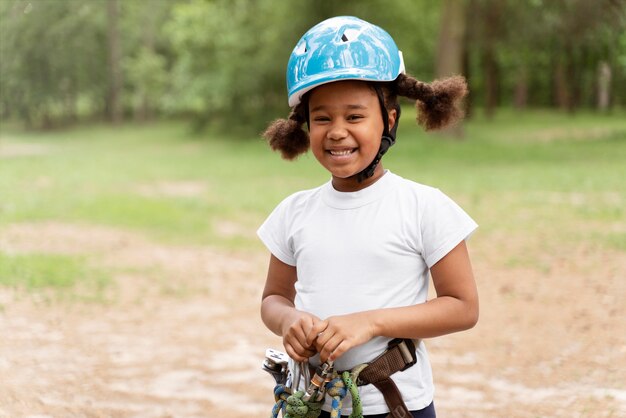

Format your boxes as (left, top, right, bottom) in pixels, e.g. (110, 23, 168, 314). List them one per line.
(310, 104, 368, 112)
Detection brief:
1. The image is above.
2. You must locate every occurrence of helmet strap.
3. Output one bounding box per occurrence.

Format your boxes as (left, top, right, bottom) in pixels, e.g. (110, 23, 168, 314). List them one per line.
(357, 85, 400, 183)
(357, 134, 394, 182)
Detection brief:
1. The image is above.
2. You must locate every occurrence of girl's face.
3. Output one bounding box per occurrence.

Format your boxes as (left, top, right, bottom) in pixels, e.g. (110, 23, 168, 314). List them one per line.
(308, 81, 396, 192)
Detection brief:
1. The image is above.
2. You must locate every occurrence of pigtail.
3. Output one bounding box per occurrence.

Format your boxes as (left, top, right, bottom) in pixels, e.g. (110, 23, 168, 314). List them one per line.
(395, 73, 468, 131)
(262, 102, 310, 160)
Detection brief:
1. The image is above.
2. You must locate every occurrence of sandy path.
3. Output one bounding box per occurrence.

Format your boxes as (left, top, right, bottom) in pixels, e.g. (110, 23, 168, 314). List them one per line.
(1, 222, 625, 417)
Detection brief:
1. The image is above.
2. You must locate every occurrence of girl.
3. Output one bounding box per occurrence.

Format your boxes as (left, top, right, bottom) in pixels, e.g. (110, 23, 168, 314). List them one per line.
(258, 16, 478, 418)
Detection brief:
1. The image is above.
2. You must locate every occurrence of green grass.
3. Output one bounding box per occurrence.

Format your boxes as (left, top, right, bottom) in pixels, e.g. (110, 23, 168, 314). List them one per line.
(0, 121, 327, 246)
(1, 109, 625, 291)
(0, 252, 110, 298)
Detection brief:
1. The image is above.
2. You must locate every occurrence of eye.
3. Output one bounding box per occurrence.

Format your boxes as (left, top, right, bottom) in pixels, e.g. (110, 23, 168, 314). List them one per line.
(347, 114, 364, 121)
(313, 116, 330, 123)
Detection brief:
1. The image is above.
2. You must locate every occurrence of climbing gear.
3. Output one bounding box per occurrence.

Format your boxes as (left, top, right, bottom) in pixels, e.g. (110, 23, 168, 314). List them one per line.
(264, 350, 319, 418)
(264, 339, 417, 418)
(286, 16, 405, 107)
(263, 348, 290, 385)
(270, 362, 365, 418)
(302, 360, 334, 402)
(353, 338, 417, 418)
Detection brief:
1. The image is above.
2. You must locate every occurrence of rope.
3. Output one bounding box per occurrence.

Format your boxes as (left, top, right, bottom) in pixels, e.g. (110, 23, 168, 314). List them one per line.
(326, 376, 347, 417)
(271, 384, 291, 418)
(286, 390, 323, 418)
(343, 364, 367, 418)
(270, 364, 367, 418)
(271, 385, 323, 418)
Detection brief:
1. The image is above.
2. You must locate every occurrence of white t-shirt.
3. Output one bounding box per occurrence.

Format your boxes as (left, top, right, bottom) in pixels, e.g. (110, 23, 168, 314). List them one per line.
(257, 170, 477, 415)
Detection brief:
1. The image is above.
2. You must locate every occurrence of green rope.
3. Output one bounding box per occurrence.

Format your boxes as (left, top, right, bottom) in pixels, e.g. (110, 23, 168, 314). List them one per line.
(270, 363, 368, 418)
(344, 363, 367, 418)
(341, 371, 361, 418)
(287, 390, 323, 418)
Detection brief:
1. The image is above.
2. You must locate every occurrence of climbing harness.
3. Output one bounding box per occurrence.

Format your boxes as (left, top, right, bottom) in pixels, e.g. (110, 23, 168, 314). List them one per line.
(263, 338, 417, 418)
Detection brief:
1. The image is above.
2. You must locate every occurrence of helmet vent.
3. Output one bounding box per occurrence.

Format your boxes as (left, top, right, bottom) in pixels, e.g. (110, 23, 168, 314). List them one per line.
(340, 28, 359, 43)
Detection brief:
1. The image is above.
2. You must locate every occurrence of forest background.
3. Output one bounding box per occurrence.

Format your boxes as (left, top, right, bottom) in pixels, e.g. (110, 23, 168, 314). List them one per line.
(1, 0, 625, 131)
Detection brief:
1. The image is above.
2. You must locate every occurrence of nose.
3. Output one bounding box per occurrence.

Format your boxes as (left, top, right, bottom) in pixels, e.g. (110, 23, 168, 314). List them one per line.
(327, 121, 348, 141)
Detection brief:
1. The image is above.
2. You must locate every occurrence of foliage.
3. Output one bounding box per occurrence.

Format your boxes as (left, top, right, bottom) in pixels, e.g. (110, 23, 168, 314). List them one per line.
(0, 0, 107, 127)
(0, 0, 624, 130)
(466, 0, 626, 110)
(164, 0, 292, 130)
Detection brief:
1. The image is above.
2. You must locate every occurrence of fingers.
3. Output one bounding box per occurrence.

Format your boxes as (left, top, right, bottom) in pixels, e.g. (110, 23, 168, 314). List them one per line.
(306, 319, 328, 346)
(310, 322, 341, 362)
(284, 312, 370, 363)
(317, 333, 346, 363)
(309, 313, 372, 363)
(284, 341, 316, 362)
(283, 313, 321, 361)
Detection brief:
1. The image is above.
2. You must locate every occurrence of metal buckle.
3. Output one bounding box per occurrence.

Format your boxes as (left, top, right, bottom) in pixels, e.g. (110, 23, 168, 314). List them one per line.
(387, 338, 417, 371)
(262, 348, 290, 384)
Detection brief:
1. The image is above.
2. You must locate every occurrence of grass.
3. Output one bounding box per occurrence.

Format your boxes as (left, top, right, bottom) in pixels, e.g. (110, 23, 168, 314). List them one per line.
(1, 109, 625, 291)
(0, 252, 110, 299)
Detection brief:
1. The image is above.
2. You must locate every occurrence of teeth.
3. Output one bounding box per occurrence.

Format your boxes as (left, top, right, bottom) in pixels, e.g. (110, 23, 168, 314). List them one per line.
(329, 149, 353, 156)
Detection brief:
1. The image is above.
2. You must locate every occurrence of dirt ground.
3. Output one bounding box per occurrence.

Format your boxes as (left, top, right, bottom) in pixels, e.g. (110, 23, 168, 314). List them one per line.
(0, 221, 624, 418)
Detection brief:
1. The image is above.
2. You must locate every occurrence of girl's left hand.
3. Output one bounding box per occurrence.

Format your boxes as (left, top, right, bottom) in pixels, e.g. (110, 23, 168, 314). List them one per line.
(306, 311, 375, 363)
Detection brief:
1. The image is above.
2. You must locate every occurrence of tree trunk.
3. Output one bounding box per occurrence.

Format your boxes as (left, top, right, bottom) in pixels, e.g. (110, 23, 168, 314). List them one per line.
(483, 47, 499, 118)
(569, 47, 583, 112)
(136, 2, 157, 122)
(554, 58, 570, 111)
(107, 0, 122, 123)
(436, 0, 467, 138)
(513, 67, 528, 109)
(597, 61, 611, 112)
(482, 0, 501, 119)
(462, 2, 473, 119)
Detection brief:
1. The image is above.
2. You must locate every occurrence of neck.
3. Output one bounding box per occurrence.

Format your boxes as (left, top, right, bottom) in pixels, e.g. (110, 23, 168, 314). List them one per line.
(331, 164, 385, 192)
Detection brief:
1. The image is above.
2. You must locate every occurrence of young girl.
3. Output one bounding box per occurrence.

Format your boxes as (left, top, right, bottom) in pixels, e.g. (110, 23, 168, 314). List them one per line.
(258, 16, 478, 418)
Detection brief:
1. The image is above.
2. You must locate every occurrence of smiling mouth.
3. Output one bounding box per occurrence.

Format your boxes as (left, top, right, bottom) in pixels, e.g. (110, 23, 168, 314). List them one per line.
(328, 148, 356, 156)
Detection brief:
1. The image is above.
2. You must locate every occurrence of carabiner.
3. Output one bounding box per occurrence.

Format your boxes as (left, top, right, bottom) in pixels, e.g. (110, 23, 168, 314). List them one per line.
(302, 361, 333, 402)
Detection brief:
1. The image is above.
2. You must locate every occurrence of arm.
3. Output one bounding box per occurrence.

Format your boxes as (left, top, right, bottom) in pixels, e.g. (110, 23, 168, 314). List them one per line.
(309, 241, 479, 362)
(261, 254, 322, 362)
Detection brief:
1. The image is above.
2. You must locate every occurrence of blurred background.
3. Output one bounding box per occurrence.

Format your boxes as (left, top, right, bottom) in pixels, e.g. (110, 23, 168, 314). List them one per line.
(1, 1, 626, 417)
(1, 0, 625, 131)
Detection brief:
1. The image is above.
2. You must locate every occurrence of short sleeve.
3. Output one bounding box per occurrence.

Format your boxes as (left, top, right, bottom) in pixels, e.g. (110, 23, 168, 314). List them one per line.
(420, 188, 478, 268)
(257, 198, 296, 266)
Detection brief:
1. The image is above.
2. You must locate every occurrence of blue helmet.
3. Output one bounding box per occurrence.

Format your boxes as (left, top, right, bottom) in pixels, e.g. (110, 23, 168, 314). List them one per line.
(286, 16, 405, 107)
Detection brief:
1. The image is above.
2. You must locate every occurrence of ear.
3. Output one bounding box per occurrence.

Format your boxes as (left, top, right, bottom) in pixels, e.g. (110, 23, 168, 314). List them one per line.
(387, 107, 397, 131)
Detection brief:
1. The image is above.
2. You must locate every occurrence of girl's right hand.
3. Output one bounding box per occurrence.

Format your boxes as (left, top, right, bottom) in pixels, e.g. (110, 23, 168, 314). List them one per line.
(282, 311, 324, 362)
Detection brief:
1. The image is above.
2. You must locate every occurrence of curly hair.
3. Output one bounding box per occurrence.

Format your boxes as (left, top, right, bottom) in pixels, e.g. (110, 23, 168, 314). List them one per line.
(394, 74, 468, 130)
(262, 102, 309, 160)
(262, 74, 468, 160)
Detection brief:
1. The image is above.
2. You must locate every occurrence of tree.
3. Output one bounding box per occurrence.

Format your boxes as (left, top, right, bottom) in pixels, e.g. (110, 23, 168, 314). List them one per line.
(106, 0, 122, 123)
(0, 0, 108, 128)
(436, 0, 467, 136)
(1, 0, 624, 131)
(122, 0, 172, 121)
